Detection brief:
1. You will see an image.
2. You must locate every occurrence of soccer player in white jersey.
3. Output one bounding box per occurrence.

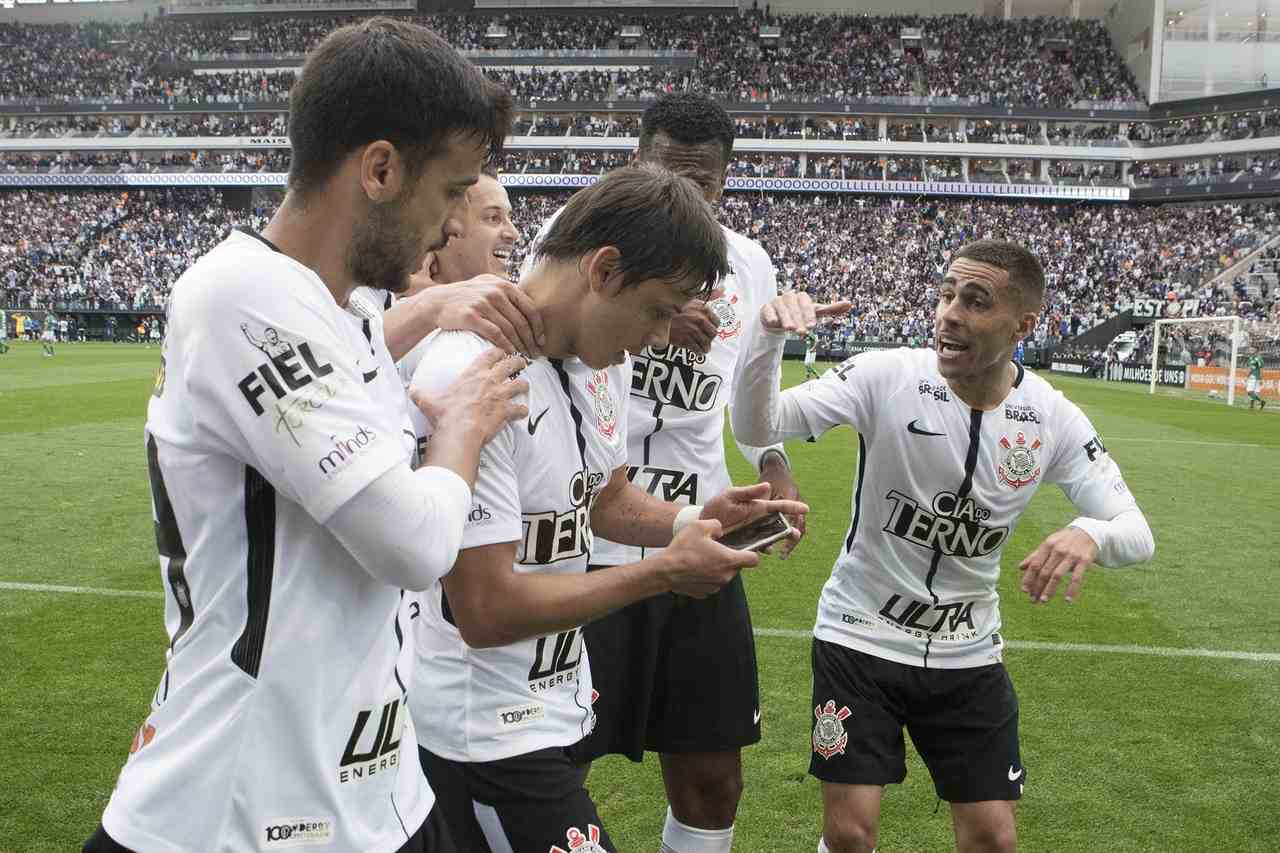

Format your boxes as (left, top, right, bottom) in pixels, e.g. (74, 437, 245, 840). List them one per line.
(85, 19, 533, 853)
(732, 240, 1155, 853)
(0, 308, 8, 354)
(408, 166, 808, 853)
(548, 94, 805, 853)
(395, 170, 525, 386)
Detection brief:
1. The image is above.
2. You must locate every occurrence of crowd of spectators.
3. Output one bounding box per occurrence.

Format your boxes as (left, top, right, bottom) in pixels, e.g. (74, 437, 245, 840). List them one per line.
(5, 188, 1276, 356)
(2, 149, 289, 174)
(0, 11, 1141, 108)
(1, 188, 268, 310)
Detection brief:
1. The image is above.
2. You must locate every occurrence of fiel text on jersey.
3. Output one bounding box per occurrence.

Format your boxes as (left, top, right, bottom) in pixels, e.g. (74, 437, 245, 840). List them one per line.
(236, 324, 342, 448)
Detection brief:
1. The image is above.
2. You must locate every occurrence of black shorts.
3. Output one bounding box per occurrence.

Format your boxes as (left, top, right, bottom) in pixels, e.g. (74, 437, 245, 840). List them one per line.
(566, 569, 760, 764)
(418, 745, 615, 853)
(83, 805, 455, 853)
(808, 638, 1024, 803)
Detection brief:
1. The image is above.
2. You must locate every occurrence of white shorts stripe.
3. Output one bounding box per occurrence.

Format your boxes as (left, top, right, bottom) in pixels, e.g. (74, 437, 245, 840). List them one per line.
(472, 801, 515, 853)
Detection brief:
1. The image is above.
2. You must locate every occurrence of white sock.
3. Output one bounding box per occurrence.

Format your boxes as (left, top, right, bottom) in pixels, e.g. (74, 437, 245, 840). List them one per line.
(818, 840, 874, 853)
(660, 807, 734, 853)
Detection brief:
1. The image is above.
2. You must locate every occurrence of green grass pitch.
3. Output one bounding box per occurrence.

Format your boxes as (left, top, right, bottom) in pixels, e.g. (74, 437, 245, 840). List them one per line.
(1, 340, 1277, 852)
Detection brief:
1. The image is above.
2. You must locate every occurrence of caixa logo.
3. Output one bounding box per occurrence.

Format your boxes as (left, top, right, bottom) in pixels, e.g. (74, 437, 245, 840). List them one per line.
(338, 698, 403, 785)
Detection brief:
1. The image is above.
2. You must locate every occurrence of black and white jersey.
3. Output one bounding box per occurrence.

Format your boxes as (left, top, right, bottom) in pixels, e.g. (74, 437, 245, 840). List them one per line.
(520, 219, 784, 566)
(738, 342, 1142, 669)
(407, 331, 629, 762)
(103, 231, 432, 853)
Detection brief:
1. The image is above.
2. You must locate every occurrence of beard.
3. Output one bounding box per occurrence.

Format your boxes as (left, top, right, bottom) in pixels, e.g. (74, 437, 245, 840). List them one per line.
(347, 198, 443, 295)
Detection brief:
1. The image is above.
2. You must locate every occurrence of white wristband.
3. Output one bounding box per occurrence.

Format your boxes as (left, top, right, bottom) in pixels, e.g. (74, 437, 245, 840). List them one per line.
(673, 504, 704, 537)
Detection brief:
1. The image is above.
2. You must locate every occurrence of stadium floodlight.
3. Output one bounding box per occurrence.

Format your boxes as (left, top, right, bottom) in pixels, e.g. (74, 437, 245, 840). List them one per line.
(1150, 315, 1242, 405)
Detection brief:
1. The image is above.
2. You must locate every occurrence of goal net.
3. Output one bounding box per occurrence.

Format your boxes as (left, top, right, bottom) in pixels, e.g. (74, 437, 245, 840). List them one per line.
(1149, 316, 1280, 405)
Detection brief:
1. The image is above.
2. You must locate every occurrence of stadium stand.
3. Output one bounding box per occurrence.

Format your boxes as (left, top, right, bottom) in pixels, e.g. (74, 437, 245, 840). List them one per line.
(5, 188, 1276, 351)
(0, 11, 1141, 108)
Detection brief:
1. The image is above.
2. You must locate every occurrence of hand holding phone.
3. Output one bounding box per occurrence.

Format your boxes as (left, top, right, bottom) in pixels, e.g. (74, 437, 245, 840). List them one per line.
(715, 512, 794, 553)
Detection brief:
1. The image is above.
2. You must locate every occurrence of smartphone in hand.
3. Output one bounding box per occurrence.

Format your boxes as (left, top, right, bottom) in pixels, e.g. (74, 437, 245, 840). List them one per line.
(715, 512, 794, 553)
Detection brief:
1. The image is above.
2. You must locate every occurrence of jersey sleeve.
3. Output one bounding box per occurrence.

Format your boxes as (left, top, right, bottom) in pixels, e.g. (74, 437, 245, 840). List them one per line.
(1043, 397, 1136, 521)
(727, 238, 788, 470)
(788, 349, 901, 439)
(179, 256, 409, 524)
(408, 331, 524, 550)
(1043, 395, 1154, 567)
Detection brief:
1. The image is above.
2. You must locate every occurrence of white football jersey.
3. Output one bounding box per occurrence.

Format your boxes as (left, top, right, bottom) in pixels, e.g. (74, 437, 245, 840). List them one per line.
(103, 230, 432, 853)
(777, 347, 1138, 669)
(520, 218, 784, 566)
(407, 331, 629, 762)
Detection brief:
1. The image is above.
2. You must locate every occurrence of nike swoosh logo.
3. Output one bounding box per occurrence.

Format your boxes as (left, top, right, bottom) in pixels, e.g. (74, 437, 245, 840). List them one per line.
(527, 407, 549, 436)
(361, 367, 378, 383)
(753, 710, 761, 725)
(907, 419, 945, 436)
(1008, 766, 1024, 781)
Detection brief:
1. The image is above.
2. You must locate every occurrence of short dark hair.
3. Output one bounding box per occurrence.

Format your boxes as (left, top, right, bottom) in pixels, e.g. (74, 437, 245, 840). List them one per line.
(638, 93, 735, 166)
(953, 240, 1046, 310)
(534, 165, 728, 295)
(287, 17, 512, 195)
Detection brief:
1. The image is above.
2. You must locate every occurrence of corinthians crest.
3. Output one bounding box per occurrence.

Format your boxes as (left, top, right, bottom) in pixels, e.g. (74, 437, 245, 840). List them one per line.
(812, 700, 852, 760)
(550, 824, 606, 853)
(585, 370, 617, 440)
(709, 293, 742, 341)
(998, 431, 1041, 489)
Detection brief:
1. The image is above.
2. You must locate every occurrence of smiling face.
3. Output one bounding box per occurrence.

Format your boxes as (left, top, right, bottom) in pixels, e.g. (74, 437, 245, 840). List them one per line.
(347, 132, 485, 294)
(435, 174, 519, 282)
(934, 257, 1037, 382)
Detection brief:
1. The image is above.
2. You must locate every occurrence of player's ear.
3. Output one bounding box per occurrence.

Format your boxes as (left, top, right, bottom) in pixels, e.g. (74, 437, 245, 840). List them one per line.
(1016, 311, 1038, 342)
(584, 246, 624, 296)
(358, 140, 406, 204)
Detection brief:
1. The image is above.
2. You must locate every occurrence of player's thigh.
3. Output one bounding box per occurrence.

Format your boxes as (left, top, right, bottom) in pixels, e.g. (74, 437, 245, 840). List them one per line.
(397, 804, 458, 853)
(468, 748, 616, 853)
(904, 663, 1024, 804)
(417, 747, 492, 852)
(566, 569, 675, 764)
(649, 574, 760, 755)
(808, 639, 909, 787)
(821, 782, 884, 853)
(951, 800, 1017, 853)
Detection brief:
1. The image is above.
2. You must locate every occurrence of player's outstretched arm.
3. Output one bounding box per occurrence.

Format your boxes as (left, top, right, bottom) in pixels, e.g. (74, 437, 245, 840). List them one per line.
(731, 292, 852, 446)
(439, 521, 757, 649)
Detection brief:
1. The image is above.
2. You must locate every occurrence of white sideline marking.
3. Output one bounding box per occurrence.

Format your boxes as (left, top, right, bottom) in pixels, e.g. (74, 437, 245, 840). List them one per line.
(752, 627, 1280, 662)
(0, 581, 162, 599)
(1105, 438, 1272, 449)
(7, 582, 1279, 663)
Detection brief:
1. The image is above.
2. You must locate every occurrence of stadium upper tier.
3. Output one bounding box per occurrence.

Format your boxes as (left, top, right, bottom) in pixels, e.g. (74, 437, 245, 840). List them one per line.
(4, 189, 1276, 348)
(0, 12, 1140, 108)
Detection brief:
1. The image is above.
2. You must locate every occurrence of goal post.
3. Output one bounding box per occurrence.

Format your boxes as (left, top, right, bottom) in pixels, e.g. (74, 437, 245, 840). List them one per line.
(1150, 315, 1242, 405)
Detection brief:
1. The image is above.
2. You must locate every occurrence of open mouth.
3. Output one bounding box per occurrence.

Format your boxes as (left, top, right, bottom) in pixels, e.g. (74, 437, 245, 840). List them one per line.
(937, 335, 969, 358)
(492, 248, 512, 262)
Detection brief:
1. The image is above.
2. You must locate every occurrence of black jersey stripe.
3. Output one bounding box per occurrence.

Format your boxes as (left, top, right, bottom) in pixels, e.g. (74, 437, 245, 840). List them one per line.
(391, 590, 407, 695)
(145, 434, 194, 692)
(550, 360, 596, 736)
(640, 399, 665, 559)
(550, 359, 590, 471)
(922, 408, 984, 669)
(231, 465, 276, 679)
(843, 435, 869, 553)
(1012, 360, 1025, 388)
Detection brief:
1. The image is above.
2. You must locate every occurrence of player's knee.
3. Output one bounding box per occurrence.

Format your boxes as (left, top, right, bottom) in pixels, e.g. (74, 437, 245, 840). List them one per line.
(822, 815, 878, 853)
(667, 761, 743, 827)
(959, 821, 1016, 853)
